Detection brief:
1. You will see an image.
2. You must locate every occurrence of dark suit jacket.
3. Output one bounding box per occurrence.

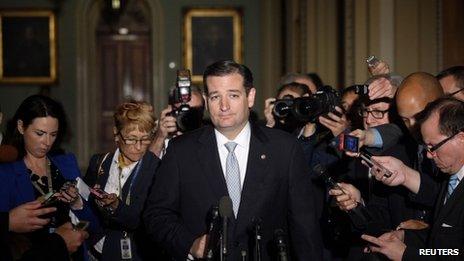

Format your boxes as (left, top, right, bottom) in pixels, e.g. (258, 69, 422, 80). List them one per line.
(403, 175, 464, 260)
(143, 123, 323, 260)
(84, 151, 160, 261)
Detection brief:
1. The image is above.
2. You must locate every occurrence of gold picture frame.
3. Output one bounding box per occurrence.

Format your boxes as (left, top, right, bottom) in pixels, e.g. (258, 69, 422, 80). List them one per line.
(183, 8, 242, 83)
(0, 10, 57, 84)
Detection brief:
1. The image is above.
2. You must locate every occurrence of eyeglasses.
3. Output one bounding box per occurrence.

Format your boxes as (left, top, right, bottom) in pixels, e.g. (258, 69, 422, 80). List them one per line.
(357, 108, 389, 119)
(118, 133, 153, 145)
(424, 129, 463, 154)
(448, 88, 464, 97)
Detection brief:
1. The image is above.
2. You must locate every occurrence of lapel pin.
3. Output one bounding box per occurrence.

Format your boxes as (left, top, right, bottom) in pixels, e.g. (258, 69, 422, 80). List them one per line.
(260, 154, 266, 160)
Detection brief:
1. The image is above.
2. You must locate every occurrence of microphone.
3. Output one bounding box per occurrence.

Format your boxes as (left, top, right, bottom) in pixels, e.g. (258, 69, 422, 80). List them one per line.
(274, 229, 288, 261)
(313, 164, 383, 236)
(219, 196, 233, 258)
(251, 217, 262, 261)
(204, 205, 220, 260)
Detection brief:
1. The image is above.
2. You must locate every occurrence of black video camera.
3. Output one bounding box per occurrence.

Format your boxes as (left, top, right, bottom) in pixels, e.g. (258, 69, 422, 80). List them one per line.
(168, 70, 203, 133)
(273, 85, 341, 123)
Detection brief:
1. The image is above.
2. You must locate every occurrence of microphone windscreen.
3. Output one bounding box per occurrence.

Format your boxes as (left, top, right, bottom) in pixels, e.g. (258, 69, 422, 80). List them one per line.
(312, 163, 326, 176)
(219, 196, 233, 218)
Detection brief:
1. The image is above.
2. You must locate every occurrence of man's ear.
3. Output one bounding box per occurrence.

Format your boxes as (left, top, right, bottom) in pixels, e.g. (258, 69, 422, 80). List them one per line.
(17, 120, 25, 134)
(247, 88, 256, 108)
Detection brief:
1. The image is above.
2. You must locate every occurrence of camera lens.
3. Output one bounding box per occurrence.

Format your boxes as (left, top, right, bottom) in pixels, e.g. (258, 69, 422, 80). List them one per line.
(273, 99, 293, 118)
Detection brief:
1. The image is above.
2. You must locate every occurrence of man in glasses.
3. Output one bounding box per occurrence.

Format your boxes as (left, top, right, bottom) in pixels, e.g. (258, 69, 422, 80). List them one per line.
(437, 65, 464, 101)
(361, 97, 464, 260)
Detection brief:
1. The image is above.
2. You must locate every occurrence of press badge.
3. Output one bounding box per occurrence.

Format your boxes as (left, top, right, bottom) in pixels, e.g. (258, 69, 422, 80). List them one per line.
(120, 237, 132, 259)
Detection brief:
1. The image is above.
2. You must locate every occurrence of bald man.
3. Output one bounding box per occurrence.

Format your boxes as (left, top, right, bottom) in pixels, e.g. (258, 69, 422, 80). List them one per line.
(396, 72, 444, 130)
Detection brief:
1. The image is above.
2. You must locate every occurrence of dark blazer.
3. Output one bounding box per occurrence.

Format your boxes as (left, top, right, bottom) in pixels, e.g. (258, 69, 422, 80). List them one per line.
(84, 151, 160, 261)
(0, 153, 98, 231)
(143, 123, 323, 260)
(403, 175, 464, 260)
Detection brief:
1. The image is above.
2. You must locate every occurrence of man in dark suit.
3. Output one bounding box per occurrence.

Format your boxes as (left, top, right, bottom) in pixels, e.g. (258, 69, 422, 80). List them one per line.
(143, 60, 322, 260)
(362, 97, 464, 260)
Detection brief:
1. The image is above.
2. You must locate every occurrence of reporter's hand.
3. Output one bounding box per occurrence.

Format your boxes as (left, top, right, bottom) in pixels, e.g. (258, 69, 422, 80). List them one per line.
(367, 156, 406, 186)
(189, 234, 207, 258)
(149, 106, 179, 157)
(368, 77, 397, 100)
(157, 107, 179, 139)
(9, 200, 56, 233)
(328, 182, 362, 211)
(94, 185, 119, 211)
(368, 60, 390, 76)
(55, 222, 89, 253)
(362, 231, 405, 261)
(264, 98, 276, 128)
(57, 182, 83, 210)
(318, 106, 349, 137)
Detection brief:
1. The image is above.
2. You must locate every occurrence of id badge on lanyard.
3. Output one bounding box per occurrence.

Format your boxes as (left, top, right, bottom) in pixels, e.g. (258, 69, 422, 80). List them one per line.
(120, 231, 132, 259)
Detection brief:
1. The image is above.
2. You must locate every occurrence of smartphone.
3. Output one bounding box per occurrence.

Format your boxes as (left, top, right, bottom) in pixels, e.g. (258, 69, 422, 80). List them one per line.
(73, 220, 90, 231)
(359, 152, 392, 178)
(40, 192, 59, 207)
(366, 55, 380, 68)
(90, 187, 109, 199)
(343, 134, 359, 153)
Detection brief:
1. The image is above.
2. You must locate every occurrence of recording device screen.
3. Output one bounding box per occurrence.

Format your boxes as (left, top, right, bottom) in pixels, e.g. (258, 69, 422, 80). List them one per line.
(343, 134, 359, 153)
(337, 133, 359, 153)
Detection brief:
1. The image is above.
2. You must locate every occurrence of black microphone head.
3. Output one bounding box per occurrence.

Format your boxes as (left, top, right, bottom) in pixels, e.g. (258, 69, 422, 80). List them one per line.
(313, 163, 327, 176)
(219, 196, 233, 218)
(207, 205, 220, 221)
(274, 229, 286, 246)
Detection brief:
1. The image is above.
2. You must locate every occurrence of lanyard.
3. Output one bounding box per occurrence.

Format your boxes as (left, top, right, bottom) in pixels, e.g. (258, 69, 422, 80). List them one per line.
(118, 158, 143, 206)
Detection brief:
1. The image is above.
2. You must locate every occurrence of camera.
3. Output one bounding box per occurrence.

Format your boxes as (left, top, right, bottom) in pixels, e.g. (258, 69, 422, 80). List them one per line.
(273, 85, 341, 123)
(168, 69, 203, 133)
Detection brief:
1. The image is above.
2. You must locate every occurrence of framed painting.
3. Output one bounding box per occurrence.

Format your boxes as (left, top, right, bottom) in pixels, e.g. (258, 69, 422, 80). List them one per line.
(183, 8, 242, 83)
(0, 10, 57, 84)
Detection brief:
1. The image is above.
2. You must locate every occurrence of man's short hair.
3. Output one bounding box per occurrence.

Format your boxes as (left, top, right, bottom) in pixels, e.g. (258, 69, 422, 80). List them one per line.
(436, 66, 464, 89)
(417, 97, 464, 136)
(203, 60, 253, 95)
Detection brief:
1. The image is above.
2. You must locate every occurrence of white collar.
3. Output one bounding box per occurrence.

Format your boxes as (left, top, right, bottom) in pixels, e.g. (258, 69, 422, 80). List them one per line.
(453, 164, 464, 182)
(214, 122, 251, 149)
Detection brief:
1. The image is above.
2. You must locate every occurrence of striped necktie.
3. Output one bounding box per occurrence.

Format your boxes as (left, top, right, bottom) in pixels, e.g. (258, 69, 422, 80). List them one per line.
(446, 175, 459, 200)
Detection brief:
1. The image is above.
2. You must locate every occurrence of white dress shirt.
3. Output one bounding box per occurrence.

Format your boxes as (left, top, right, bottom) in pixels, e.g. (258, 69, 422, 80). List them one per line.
(214, 122, 251, 188)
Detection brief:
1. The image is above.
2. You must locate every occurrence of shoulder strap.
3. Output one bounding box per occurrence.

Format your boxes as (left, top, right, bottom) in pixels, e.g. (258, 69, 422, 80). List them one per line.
(96, 152, 110, 178)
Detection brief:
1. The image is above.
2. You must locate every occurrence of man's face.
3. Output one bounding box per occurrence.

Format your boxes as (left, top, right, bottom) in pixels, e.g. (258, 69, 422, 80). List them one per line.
(439, 75, 464, 101)
(205, 73, 255, 139)
(175, 91, 204, 108)
(397, 99, 424, 131)
(421, 112, 464, 174)
(362, 102, 390, 129)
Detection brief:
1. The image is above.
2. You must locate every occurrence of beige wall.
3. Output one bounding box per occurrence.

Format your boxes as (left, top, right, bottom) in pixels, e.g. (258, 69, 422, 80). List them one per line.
(284, 0, 440, 88)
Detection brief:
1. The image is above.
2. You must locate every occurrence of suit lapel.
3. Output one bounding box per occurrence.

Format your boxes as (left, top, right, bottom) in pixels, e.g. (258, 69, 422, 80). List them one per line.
(433, 180, 447, 221)
(235, 125, 270, 232)
(197, 126, 229, 200)
(13, 161, 35, 205)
